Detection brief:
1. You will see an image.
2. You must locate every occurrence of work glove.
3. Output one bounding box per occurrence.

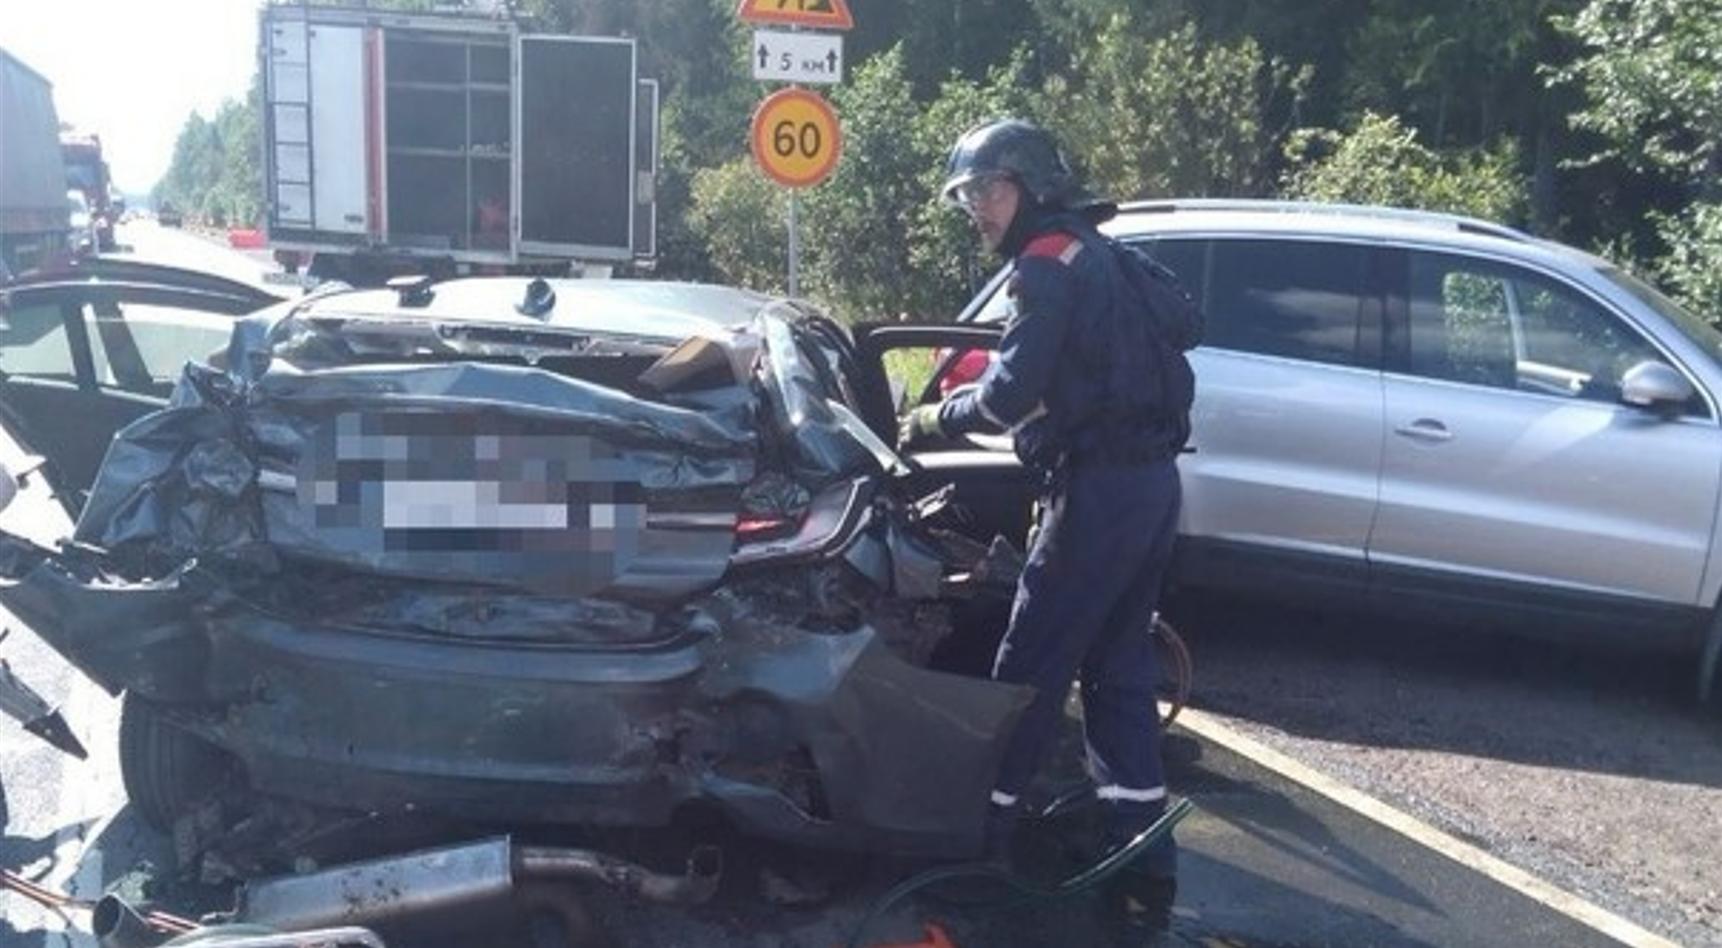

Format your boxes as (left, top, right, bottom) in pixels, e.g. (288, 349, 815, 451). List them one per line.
(898, 404, 945, 450)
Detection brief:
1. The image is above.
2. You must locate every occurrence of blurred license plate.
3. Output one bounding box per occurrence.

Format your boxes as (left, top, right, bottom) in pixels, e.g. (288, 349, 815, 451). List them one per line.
(297, 411, 646, 555)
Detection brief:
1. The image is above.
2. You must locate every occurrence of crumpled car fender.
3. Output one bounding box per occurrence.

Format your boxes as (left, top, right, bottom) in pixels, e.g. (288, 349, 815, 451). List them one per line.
(697, 619, 1033, 854)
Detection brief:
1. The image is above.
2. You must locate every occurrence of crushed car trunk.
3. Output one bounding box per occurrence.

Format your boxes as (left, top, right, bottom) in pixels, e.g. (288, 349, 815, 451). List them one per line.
(76, 358, 756, 601)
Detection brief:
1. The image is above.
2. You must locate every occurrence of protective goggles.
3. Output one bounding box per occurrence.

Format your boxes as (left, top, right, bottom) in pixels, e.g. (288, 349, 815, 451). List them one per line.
(945, 173, 1009, 212)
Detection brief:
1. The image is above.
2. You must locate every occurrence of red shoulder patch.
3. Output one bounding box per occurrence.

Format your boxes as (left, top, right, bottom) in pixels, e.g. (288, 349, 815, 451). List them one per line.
(1021, 231, 1081, 263)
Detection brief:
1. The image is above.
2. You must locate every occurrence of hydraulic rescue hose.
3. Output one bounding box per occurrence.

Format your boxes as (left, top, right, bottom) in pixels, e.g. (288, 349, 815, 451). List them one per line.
(844, 796, 1195, 948)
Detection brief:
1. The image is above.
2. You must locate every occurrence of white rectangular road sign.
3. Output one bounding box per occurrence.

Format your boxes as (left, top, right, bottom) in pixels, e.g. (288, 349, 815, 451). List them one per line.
(751, 30, 843, 85)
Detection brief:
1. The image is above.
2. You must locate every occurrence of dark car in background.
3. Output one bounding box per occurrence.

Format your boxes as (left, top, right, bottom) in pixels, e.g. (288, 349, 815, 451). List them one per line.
(155, 203, 182, 228)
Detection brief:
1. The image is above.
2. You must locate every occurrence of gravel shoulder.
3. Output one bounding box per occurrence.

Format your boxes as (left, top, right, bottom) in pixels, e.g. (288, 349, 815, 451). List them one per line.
(1173, 597, 1722, 948)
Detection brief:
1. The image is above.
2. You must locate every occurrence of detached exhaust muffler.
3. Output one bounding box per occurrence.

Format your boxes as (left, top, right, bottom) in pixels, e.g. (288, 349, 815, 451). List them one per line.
(93, 892, 387, 948)
(229, 836, 721, 931)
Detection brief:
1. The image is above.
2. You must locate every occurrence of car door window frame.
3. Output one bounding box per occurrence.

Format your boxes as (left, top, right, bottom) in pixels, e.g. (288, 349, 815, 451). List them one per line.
(0, 298, 88, 387)
(4, 283, 264, 388)
(1382, 243, 1717, 422)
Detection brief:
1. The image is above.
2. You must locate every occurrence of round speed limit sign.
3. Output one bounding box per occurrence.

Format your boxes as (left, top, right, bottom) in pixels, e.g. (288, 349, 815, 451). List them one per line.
(750, 88, 843, 189)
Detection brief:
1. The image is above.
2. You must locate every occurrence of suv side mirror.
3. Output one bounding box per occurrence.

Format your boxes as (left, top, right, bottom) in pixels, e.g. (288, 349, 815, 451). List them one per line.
(1620, 361, 1695, 415)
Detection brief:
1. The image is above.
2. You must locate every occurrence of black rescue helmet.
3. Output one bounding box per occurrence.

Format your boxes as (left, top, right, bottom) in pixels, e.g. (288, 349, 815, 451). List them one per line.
(941, 119, 1114, 218)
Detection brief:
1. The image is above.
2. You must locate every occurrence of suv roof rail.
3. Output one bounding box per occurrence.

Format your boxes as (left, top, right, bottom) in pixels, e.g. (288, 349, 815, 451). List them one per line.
(1116, 198, 1532, 243)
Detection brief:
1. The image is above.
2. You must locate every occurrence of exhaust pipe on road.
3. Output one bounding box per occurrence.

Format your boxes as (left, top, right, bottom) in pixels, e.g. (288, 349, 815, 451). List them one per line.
(92, 895, 170, 948)
(230, 836, 722, 932)
(95, 891, 389, 948)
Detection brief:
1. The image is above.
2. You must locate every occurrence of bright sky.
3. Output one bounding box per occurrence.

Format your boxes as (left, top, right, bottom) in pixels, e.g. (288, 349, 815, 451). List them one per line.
(1, 0, 263, 194)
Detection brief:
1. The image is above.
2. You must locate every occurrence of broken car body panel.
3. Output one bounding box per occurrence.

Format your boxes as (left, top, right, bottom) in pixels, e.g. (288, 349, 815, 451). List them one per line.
(0, 276, 1031, 856)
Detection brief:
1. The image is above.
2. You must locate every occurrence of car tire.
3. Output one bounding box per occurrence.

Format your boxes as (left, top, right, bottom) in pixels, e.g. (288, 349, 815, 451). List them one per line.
(118, 692, 237, 831)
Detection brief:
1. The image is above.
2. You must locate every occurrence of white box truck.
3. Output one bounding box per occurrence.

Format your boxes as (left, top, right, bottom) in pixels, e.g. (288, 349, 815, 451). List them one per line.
(259, 3, 658, 284)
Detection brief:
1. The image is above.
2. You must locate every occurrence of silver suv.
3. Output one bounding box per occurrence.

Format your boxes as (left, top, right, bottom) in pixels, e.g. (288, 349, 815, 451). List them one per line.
(949, 200, 1722, 698)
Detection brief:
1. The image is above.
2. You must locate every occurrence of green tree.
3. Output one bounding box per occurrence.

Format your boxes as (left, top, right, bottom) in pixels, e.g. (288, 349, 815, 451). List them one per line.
(1654, 203, 1722, 321)
(1553, 0, 1722, 197)
(1342, 0, 1579, 143)
(792, 47, 931, 320)
(686, 158, 787, 293)
(209, 85, 264, 227)
(1281, 112, 1528, 222)
(1550, 0, 1722, 322)
(154, 88, 264, 228)
(1032, 19, 1309, 202)
(155, 114, 217, 218)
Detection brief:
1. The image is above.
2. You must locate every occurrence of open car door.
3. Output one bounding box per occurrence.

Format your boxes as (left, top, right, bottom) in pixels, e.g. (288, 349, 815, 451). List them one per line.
(850, 321, 1036, 558)
(0, 262, 282, 511)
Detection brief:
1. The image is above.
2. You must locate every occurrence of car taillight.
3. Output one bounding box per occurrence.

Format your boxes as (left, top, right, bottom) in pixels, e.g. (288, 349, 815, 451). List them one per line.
(731, 478, 870, 566)
(735, 515, 796, 541)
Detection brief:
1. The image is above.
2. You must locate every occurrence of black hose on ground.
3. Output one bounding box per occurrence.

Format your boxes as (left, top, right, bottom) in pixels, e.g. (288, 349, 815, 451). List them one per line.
(843, 796, 1195, 948)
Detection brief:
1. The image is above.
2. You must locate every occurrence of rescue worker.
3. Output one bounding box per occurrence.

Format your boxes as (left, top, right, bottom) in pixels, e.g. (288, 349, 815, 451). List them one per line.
(900, 119, 1191, 944)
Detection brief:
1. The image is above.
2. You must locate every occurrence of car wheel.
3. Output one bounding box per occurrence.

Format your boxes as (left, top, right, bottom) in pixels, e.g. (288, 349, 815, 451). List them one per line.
(118, 692, 237, 831)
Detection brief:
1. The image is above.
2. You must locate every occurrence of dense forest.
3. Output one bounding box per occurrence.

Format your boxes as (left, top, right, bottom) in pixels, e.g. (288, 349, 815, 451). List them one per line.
(155, 0, 1722, 322)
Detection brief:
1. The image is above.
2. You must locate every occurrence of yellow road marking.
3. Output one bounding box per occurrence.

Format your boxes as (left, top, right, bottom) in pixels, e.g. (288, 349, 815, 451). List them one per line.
(1177, 708, 1682, 948)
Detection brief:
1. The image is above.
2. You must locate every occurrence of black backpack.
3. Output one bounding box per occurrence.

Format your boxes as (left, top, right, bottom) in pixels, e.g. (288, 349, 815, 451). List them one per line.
(1111, 240, 1203, 353)
(1107, 238, 1202, 430)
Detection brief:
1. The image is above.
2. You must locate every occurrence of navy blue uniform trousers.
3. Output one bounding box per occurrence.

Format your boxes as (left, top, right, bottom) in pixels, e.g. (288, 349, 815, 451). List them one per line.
(991, 457, 1181, 875)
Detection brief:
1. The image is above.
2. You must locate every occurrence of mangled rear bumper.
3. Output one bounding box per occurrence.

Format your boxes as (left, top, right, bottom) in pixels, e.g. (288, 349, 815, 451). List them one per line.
(0, 538, 1029, 855)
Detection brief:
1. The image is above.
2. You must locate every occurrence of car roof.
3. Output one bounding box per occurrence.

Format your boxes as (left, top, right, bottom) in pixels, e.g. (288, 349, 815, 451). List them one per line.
(295, 277, 775, 342)
(1103, 199, 1613, 274)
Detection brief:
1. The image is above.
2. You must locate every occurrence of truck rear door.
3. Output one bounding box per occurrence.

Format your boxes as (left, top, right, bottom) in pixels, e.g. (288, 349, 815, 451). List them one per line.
(265, 16, 369, 236)
(516, 36, 637, 263)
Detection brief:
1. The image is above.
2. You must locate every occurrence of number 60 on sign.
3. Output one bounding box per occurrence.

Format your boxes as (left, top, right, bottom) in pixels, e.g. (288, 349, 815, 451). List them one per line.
(750, 88, 843, 189)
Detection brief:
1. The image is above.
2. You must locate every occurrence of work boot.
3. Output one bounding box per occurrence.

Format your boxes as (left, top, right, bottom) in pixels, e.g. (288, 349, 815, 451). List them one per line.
(1098, 871, 1177, 947)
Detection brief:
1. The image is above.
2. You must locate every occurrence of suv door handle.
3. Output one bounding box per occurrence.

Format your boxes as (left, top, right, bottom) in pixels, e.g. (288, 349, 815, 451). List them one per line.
(1394, 419, 1453, 443)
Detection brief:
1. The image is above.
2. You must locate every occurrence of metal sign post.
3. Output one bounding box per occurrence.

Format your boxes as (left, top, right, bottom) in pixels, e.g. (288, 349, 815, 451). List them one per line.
(788, 192, 800, 296)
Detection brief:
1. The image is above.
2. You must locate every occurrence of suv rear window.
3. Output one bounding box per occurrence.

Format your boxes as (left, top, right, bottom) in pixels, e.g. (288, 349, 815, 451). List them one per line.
(1204, 238, 1367, 367)
(973, 235, 1367, 372)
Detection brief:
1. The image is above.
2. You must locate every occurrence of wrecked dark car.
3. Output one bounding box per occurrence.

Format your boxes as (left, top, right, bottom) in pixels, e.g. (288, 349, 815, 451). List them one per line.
(0, 267, 1048, 858)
